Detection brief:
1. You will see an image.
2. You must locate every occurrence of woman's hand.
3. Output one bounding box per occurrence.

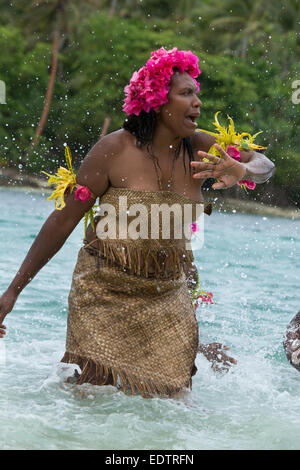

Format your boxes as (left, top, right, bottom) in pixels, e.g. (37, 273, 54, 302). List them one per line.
(198, 342, 237, 371)
(0, 289, 18, 337)
(183, 263, 198, 290)
(191, 143, 247, 189)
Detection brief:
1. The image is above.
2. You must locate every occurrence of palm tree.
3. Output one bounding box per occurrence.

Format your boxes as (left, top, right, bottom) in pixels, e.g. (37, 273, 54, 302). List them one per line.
(19, 0, 101, 148)
(31, 29, 59, 148)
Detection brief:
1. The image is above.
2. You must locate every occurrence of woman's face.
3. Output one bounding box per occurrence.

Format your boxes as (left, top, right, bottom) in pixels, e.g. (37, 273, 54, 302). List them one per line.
(157, 71, 202, 138)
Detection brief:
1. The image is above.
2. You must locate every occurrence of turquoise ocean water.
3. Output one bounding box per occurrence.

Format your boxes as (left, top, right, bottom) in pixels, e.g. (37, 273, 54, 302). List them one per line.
(0, 187, 299, 450)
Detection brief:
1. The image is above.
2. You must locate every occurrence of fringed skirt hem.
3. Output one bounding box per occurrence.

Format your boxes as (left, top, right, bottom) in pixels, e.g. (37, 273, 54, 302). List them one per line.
(61, 351, 194, 398)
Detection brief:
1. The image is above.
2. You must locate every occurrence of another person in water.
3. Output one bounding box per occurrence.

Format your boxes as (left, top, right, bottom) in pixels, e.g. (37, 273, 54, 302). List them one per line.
(284, 311, 300, 371)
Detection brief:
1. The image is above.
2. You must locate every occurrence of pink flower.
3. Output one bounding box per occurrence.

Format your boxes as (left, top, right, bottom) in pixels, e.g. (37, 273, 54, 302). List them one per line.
(190, 222, 200, 233)
(237, 180, 256, 190)
(74, 185, 92, 203)
(199, 293, 213, 304)
(226, 145, 241, 161)
(195, 292, 214, 309)
(123, 47, 201, 116)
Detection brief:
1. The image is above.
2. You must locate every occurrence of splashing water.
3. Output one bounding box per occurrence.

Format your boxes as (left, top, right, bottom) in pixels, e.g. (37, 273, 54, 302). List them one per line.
(0, 187, 299, 450)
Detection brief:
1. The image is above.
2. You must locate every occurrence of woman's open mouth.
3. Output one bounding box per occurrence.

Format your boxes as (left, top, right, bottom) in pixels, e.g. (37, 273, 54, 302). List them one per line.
(184, 115, 198, 128)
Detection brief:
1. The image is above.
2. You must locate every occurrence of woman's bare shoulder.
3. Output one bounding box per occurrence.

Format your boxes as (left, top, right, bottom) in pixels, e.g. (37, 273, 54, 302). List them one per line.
(191, 130, 216, 153)
(76, 129, 132, 196)
(89, 128, 132, 157)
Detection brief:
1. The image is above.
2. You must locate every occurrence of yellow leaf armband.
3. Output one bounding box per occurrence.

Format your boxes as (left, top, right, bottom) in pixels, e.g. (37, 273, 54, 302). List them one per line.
(197, 112, 267, 191)
(42, 145, 97, 237)
(42, 145, 77, 210)
(197, 111, 266, 155)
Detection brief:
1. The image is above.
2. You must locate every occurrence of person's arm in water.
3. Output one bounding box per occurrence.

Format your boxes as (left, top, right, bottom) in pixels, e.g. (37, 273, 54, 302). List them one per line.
(198, 343, 237, 371)
(191, 132, 275, 188)
(0, 137, 114, 337)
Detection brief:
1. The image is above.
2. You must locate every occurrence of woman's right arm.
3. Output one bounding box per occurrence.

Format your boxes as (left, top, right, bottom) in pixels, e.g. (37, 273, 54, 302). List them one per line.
(0, 137, 113, 336)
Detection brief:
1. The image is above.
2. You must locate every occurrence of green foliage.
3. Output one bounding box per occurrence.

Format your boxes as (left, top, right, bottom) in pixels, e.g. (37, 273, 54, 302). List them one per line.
(0, 3, 299, 205)
(0, 25, 66, 170)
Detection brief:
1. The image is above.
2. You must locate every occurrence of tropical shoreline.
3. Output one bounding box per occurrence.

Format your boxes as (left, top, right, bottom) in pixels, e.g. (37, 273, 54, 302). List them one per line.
(1, 167, 299, 220)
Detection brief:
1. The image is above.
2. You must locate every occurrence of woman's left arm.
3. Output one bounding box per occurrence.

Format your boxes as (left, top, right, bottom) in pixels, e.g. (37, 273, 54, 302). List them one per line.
(239, 149, 275, 183)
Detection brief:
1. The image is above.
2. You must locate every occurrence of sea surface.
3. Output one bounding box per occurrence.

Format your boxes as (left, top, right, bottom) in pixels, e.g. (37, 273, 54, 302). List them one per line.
(0, 187, 299, 450)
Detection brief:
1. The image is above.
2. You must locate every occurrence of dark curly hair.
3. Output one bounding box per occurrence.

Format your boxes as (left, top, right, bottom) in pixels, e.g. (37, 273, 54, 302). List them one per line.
(123, 109, 194, 175)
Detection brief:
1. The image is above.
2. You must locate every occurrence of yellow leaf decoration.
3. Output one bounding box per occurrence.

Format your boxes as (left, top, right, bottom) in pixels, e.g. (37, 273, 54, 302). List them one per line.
(42, 145, 77, 210)
(197, 111, 267, 157)
(42, 145, 99, 239)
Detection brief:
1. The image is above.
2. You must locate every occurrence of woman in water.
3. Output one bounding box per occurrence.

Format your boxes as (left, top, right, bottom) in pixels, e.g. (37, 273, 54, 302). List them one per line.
(0, 48, 274, 396)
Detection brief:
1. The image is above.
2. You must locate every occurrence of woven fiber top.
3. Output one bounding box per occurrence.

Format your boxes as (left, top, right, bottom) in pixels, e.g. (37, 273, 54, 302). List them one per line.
(84, 186, 211, 279)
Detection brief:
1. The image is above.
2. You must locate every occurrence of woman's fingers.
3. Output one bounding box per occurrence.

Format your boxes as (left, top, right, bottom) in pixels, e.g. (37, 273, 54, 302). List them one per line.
(223, 354, 237, 365)
(199, 343, 237, 368)
(191, 147, 233, 180)
(192, 172, 213, 179)
(215, 351, 236, 364)
(210, 343, 237, 365)
(213, 144, 230, 159)
(212, 180, 227, 189)
(192, 169, 223, 179)
(196, 144, 230, 160)
(196, 151, 221, 162)
(191, 160, 220, 177)
(210, 342, 223, 349)
(191, 161, 216, 170)
(0, 324, 6, 338)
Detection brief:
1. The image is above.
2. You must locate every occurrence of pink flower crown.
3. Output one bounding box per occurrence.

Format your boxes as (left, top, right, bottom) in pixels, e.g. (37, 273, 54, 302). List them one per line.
(123, 47, 201, 116)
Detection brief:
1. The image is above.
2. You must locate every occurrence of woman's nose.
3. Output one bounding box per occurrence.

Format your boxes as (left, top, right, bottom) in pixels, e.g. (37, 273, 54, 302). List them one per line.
(193, 95, 202, 108)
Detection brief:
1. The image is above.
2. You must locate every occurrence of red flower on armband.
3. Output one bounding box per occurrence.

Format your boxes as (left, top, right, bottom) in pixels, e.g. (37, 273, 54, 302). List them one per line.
(74, 185, 92, 202)
(237, 180, 256, 190)
(226, 145, 241, 161)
